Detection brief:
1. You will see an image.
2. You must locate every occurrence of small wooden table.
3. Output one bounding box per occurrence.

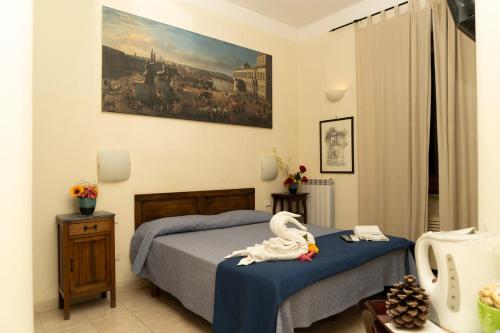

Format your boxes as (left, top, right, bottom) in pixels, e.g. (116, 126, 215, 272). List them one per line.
(271, 192, 308, 224)
(363, 300, 451, 333)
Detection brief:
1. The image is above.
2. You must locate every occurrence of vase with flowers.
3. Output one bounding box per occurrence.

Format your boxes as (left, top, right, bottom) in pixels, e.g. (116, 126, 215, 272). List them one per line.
(70, 183, 98, 215)
(274, 149, 308, 194)
(283, 165, 308, 194)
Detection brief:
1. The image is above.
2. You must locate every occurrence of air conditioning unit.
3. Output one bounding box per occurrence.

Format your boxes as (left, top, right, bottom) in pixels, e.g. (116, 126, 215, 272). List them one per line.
(446, 0, 475, 41)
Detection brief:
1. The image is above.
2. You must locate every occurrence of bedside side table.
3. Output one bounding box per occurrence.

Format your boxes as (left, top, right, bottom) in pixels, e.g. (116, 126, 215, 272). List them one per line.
(271, 193, 309, 224)
(363, 300, 451, 333)
(57, 211, 116, 320)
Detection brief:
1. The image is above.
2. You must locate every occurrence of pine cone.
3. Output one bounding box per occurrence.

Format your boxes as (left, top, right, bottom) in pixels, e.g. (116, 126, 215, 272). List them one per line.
(386, 275, 430, 329)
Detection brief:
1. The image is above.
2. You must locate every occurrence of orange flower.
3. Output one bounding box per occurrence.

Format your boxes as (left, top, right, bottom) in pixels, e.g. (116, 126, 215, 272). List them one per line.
(70, 185, 84, 198)
(308, 243, 319, 254)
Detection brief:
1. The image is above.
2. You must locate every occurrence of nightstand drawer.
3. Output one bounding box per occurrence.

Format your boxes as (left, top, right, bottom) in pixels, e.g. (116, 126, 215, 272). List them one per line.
(69, 219, 112, 237)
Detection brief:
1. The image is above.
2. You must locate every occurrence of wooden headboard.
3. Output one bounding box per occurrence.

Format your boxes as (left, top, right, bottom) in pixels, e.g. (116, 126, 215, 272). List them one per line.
(134, 188, 255, 229)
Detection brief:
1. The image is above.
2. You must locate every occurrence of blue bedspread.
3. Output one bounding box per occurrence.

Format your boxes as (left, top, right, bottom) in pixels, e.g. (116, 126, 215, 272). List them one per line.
(213, 230, 413, 333)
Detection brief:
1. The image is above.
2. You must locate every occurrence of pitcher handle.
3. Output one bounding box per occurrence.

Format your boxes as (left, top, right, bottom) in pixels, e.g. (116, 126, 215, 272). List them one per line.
(415, 232, 436, 291)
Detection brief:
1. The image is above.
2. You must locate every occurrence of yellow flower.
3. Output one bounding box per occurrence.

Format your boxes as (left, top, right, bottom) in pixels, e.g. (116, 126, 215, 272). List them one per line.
(70, 185, 84, 198)
(308, 243, 319, 254)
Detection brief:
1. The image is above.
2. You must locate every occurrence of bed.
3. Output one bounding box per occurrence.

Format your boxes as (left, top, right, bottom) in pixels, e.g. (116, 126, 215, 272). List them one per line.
(131, 188, 415, 333)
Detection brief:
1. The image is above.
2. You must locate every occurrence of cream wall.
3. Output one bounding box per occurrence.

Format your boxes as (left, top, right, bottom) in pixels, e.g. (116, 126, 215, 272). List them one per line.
(297, 27, 359, 229)
(33, 0, 298, 306)
(0, 0, 34, 330)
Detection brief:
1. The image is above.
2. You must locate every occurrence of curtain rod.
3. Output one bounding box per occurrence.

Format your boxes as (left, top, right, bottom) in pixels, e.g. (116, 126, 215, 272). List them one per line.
(329, 1, 409, 32)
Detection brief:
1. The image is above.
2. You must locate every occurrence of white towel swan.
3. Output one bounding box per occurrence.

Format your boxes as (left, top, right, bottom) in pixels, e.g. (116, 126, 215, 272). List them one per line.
(225, 211, 315, 265)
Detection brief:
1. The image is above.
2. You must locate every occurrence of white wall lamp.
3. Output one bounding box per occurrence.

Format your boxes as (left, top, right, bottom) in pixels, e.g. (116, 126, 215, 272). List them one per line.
(97, 149, 131, 182)
(261, 155, 278, 181)
(325, 88, 347, 103)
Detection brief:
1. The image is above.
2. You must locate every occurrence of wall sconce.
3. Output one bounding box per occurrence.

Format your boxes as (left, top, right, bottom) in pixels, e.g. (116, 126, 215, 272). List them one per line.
(97, 149, 131, 182)
(261, 155, 278, 181)
(325, 88, 347, 103)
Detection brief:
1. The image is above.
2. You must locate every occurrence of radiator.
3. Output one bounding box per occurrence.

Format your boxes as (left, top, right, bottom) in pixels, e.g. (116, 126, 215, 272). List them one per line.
(300, 179, 335, 228)
(427, 194, 440, 231)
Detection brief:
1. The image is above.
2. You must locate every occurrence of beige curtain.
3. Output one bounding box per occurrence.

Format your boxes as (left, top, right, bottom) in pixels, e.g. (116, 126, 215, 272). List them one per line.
(357, 1, 431, 239)
(409, 2, 432, 238)
(432, 0, 478, 230)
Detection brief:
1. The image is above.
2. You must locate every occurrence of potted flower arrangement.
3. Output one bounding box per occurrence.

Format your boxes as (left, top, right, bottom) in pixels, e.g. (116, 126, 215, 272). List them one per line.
(274, 149, 308, 194)
(70, 183, 98, 215)
(283, 166, 308, 194)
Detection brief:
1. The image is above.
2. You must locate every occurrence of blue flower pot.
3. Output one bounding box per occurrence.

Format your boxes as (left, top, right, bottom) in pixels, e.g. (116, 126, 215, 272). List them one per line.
(78, 198, 96, 215)
(288, 183, 299, 194)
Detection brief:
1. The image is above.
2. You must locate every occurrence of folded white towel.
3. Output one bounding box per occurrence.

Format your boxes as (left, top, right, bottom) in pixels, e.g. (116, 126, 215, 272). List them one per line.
(225, 211, 314, 265)
(354, 225, 389, 241)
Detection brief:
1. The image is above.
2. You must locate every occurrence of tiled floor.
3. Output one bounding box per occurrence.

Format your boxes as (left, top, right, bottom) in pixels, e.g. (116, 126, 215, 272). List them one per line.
(35, 287, 366, 332)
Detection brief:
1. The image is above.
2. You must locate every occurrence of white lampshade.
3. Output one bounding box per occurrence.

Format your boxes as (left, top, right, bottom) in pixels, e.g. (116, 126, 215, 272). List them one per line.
(97, 149, 131, 182)
(325, 88, 347, 102)
(261, 155, 278, 181)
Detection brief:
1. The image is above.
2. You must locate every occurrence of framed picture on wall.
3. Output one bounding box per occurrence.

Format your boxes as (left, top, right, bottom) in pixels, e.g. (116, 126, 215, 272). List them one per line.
(320, 117, 354, 173)
(101, 6, 273, 129)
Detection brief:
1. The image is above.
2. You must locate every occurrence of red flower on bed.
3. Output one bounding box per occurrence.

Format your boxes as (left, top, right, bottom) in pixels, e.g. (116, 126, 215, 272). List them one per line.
(299, 165, 307, 173)
(298, 250, 316, 262)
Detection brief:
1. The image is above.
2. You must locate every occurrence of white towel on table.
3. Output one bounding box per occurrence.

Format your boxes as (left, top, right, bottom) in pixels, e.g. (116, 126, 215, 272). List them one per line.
(354, 225, 389, 241)
(225, 211, 315, 265)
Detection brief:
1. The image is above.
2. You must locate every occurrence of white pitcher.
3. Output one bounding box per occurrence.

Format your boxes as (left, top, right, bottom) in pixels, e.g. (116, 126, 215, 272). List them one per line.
(415, 228, 500, 333)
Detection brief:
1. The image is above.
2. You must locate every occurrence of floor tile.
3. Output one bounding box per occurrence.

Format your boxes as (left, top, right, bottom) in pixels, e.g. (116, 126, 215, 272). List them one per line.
(92, 315, 150, 333)
(120, 294, 165, 314)
(143, 317, 210, 333)
(41, 319, 96, 333)
(80, 300, 149, 333)
(38, 300, 101, 333)
(34, 314, 45, 333)
(79, 299, 123, 322)
(35, 287, 365, 333)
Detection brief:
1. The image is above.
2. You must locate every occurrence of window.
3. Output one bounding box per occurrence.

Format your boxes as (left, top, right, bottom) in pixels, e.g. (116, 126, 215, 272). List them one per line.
(429, 34, 439, 195)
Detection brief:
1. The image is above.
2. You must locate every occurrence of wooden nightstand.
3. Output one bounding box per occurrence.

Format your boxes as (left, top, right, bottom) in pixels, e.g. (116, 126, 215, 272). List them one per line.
(57, 211, 116, 320)
(271, 192, 309, 224)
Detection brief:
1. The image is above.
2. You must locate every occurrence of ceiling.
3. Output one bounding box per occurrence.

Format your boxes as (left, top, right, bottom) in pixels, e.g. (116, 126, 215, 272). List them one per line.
(223, 0, 364, 27)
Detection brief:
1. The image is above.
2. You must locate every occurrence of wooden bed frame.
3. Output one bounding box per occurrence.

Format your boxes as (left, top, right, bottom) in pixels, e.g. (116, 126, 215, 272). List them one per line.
(134, 188, 255, 230)
(134, 188, 255, 297)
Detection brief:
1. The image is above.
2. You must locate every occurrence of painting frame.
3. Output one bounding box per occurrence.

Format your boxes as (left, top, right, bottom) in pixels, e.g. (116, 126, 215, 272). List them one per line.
(101, 6, 273, 129)
(319, 117, 355, 174)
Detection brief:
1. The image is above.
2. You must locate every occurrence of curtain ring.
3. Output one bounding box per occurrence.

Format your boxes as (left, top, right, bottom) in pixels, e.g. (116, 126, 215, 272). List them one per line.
(394, 2, 400, 14)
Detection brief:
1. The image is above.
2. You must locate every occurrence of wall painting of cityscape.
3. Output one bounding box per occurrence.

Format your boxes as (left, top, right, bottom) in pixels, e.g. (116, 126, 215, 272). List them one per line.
(102, 7, 273, 128)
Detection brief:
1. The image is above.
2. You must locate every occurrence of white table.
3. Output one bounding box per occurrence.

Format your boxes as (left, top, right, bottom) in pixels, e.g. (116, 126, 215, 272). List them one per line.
(385, 321, 452, 332)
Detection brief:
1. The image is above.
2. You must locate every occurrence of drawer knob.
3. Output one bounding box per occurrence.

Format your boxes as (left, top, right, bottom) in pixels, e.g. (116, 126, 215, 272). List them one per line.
(83, 224, 98, 231)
